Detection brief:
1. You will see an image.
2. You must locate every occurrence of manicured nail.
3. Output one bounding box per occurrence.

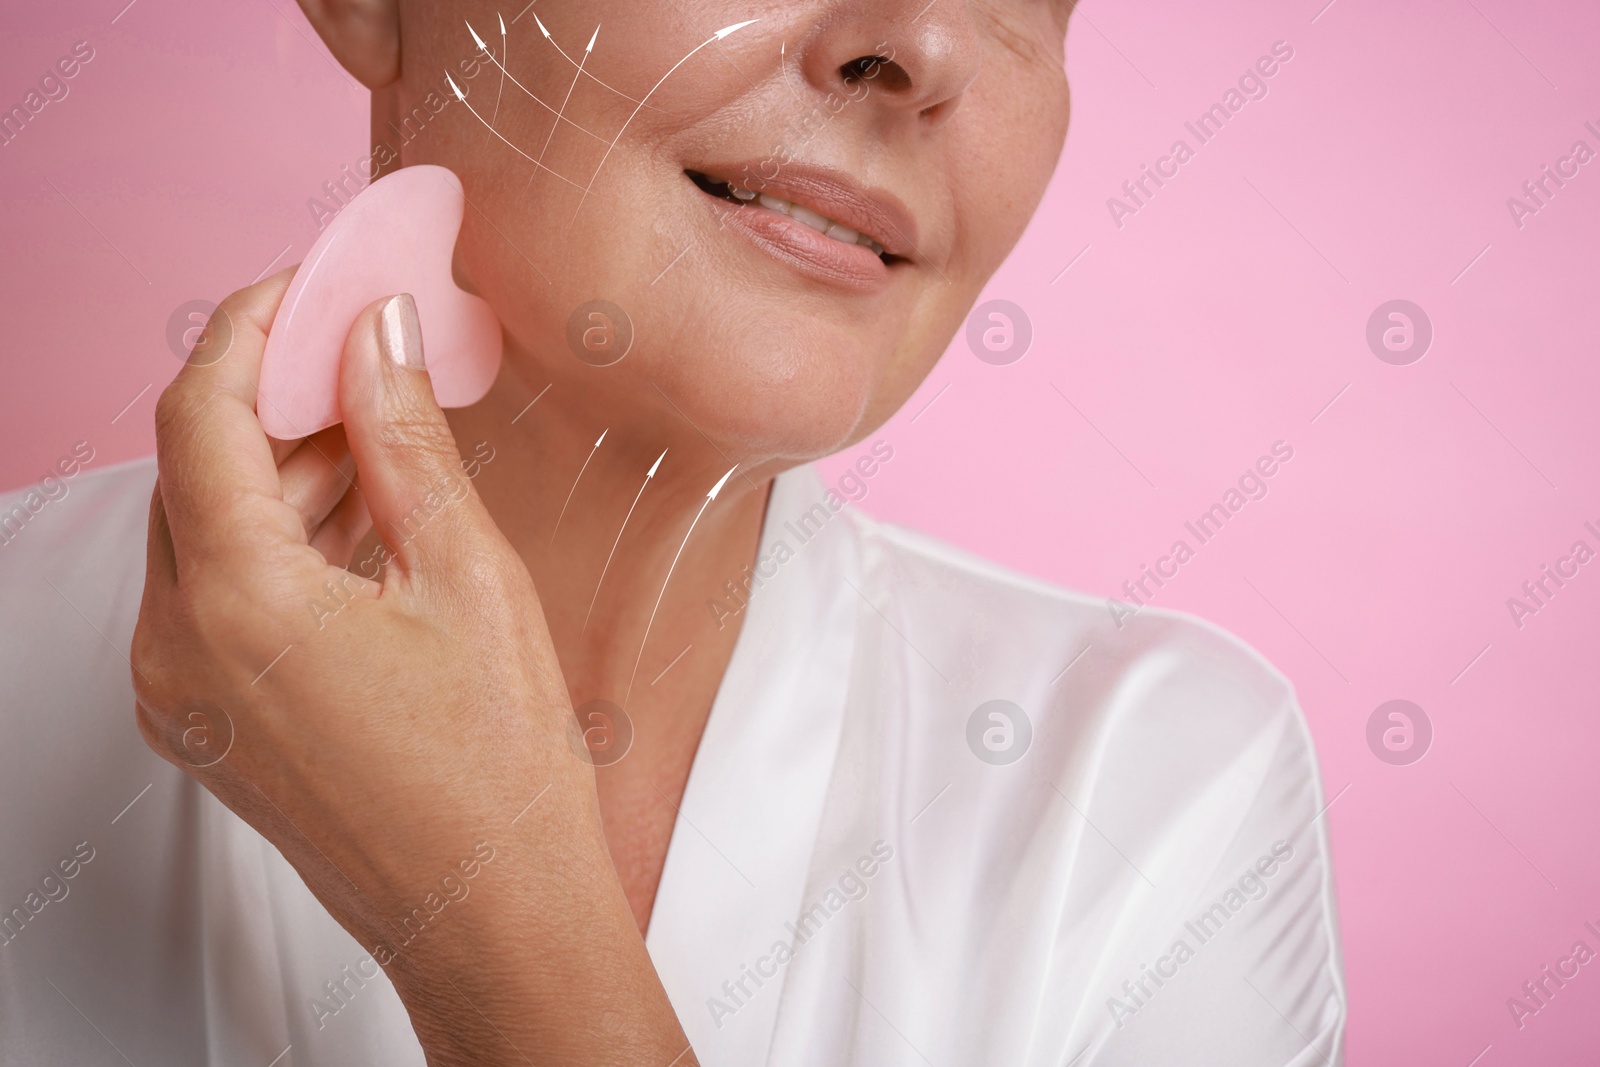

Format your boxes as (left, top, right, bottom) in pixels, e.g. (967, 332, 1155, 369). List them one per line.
(378, 293, 424, 370)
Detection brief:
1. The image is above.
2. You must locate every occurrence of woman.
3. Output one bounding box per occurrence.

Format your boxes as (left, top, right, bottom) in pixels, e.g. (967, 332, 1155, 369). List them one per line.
(0, 0, 1344, 1064)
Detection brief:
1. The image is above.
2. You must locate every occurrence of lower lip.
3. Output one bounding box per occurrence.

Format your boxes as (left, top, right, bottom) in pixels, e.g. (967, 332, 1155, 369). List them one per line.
(700, 195, 892, 293)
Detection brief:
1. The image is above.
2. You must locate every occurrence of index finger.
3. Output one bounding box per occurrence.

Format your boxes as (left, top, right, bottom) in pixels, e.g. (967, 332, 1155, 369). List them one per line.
(154, 268, 307, 570)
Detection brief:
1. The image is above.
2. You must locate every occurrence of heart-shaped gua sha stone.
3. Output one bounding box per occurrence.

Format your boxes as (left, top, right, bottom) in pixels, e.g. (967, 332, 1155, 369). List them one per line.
(257, 164, 502, 439)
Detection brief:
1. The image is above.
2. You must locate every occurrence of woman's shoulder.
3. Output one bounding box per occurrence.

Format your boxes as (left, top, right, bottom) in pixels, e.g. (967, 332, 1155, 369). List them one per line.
(0, 453, 157, 689)
(0, 449, 157, 741)
(0, 451, 156, 571)
(848, 509, 1300, 735)
(0, 451, 160, 840)
(811, 509, 1345, 1064)
(835, 506, 1335, 907)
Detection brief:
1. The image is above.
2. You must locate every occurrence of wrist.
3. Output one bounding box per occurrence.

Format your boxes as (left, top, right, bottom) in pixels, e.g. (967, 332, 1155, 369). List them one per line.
(377, 828, 691, 1066)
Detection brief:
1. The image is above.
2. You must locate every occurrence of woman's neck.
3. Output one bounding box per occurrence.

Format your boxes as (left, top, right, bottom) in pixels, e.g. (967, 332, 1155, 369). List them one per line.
(444, 364, 773, 731)
(447, 361, 777, 931)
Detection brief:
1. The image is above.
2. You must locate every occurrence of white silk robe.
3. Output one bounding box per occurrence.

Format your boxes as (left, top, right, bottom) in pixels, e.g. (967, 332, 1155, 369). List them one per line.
(0, 458, 1345, 1066)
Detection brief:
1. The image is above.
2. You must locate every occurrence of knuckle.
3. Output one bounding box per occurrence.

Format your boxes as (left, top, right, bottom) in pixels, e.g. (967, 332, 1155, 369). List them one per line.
(183, 303, 237, 368)
(132, 694, 167, 756)
(212, 287, 251, 322)
(151, 384, 185, 439)
(128, 629, 169, 714)
(152, 382, 209, 443)
(129, 622, 184, 758)
(129, 597, 188, 700)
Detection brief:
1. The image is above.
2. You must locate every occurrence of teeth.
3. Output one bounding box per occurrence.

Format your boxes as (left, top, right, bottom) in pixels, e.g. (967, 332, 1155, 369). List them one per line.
(725, 183, 884, 256)
(789, 205, 831, 232)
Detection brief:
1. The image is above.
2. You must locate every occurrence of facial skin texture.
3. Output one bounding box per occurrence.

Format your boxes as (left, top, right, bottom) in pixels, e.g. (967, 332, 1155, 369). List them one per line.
(133, 2, 1074, 1060)
(332, 0, 1076, 935)
(387, 0, 1072, 459)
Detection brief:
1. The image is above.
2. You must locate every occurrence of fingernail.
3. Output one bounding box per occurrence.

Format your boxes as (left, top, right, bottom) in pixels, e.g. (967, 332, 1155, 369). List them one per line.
(378, 293, 424, 370)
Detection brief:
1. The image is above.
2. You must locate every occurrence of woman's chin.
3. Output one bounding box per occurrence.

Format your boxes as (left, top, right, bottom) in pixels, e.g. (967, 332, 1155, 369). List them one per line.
(662, 357, 876, 463)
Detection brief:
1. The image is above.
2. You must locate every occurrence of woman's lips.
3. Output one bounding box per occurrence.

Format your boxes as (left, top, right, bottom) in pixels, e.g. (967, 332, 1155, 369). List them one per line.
(686, 162, 920, 293)
(710, 195, 891, 291)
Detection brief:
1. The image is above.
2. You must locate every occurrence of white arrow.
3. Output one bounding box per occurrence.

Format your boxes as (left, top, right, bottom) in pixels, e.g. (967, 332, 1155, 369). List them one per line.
(445, 71, 592, 192)
(464, 21, 615, 149)
(623, 465, 738, 706)
(550, 428, 607, 546)
(575, 19, 761, 215)
(491, 13, 508, 126)
(583, 448, 666, 633)
(535, 22, 599, 168)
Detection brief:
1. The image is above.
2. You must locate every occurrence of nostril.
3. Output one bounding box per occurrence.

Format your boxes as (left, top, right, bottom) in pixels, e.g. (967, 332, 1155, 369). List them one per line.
(840, 55, 911, 93)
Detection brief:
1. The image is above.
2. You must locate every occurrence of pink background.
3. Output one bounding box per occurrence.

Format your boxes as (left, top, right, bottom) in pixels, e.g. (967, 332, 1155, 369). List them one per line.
(4, 0, 1599, 1062)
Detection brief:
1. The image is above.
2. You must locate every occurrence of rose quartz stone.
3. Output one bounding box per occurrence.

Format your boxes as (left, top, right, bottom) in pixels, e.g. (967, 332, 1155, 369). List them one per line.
(257, 165, 502, 439)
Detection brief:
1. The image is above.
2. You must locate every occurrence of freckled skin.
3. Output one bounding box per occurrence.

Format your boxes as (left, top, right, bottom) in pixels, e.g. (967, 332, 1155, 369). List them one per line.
(389, 0, 1074, 463)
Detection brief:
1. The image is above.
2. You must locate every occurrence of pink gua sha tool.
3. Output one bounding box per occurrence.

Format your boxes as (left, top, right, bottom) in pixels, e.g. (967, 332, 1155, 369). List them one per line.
(257, 164, 502, 440)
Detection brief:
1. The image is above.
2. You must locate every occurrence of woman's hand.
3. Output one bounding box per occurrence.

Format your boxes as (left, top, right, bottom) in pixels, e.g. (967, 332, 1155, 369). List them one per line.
(130, 273, 695, 1066)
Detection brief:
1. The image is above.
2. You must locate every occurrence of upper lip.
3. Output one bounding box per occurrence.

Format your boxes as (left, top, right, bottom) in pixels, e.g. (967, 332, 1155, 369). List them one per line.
(688, 160, 920, 259)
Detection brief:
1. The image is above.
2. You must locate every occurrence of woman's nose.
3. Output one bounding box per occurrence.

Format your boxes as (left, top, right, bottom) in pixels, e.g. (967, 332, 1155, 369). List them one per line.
(795, 0, 983, 127)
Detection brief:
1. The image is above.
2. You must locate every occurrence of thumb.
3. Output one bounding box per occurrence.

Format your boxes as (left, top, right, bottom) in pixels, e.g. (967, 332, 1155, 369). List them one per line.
(339, 293, 499, 586)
